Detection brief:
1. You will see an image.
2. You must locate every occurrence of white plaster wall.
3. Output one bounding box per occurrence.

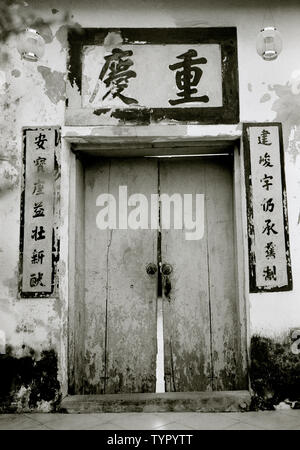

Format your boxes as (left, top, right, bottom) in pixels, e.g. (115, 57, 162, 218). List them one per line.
(0, 11, 67, 388)
(1, 0, 300, 390)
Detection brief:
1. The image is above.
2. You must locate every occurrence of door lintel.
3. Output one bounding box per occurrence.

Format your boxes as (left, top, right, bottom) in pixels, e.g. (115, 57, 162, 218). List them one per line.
(63, 124, 242, 156)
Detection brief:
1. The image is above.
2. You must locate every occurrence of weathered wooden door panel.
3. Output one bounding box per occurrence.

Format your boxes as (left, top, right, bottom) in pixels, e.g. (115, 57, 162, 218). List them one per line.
(160, 156, 244, 391)
(74, 154, 245, 395)
(160, 158, 212, 392)
(83, 158, 107, 394)
(204, 157, 246, 390)
(83, 158, 158, 394)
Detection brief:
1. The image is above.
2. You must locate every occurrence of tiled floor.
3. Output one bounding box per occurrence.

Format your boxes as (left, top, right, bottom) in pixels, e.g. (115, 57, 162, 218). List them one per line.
(0, 410, 299, 430)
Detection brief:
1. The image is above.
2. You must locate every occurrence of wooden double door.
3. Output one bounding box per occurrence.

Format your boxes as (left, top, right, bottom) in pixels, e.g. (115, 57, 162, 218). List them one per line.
(72, 155, 246, 394)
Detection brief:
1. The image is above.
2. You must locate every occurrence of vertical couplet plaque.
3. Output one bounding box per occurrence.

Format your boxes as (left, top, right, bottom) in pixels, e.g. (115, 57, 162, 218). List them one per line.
(243, 123, 292, 292)
(20, 127, 60, 297)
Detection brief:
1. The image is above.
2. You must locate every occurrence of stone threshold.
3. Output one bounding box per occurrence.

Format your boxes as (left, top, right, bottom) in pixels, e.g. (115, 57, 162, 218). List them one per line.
(61, 390, 251, 413)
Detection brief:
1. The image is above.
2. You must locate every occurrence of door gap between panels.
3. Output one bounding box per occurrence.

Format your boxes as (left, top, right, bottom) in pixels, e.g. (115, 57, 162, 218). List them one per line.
(156, 159, 165, 393)
(156, 296, 165, 393)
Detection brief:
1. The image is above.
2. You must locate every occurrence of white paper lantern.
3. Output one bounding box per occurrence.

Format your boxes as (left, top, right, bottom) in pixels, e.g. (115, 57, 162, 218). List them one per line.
(256, 27, 282, 61)
(17, 28, 45, 62)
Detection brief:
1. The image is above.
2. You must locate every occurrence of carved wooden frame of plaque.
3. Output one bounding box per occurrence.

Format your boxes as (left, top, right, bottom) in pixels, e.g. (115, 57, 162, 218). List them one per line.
(66, 28, 239, 126)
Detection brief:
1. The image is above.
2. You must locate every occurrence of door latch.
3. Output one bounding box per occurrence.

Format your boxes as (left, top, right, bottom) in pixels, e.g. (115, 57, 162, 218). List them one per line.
(161, 263, 173, 299)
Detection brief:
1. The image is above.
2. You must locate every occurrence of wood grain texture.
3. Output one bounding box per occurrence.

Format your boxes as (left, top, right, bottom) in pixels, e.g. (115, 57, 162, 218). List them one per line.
(83, 158, 158, 393)
(160, 158, 212, 392)
(68, 155, 86, 394)
(233, 145, 250, 386)
(71, 154, 246, 394)
(161, 156, 244, 391)
(204, 156, 245, 390)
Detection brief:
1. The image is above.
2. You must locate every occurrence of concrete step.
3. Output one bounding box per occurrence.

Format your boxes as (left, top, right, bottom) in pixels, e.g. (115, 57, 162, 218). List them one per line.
(60, 390, 251, 413)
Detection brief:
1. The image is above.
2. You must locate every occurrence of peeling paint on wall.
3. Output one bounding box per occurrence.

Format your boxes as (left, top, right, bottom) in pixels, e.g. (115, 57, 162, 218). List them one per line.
(31, 18, 54, 44)
(288, 125, 300, 163)
(270, 83, 300, 161)
(0, 76, 22, 194)
(55, 23, 82, 50)
(2, 267, 19, 298)
(0, 160, 19, 192)
(55, 25, 69, 50)
(0, 346, 60, 413)
(11, 70, 21, 78)
(37, 66, 66, 104)
(260, 93, 271, 103)
(103, 31, 123, 48)
(15, 321, 35, 334)
(250, 334, 300, 410)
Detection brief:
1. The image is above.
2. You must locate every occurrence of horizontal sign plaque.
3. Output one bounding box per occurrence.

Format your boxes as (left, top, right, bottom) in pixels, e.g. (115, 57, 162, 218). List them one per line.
(82, 44, 223, 108)
(67, 28, 239, 126)
(243, 123, 292, 292)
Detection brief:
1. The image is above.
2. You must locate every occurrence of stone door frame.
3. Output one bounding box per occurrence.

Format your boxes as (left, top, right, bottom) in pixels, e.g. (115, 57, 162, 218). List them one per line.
(58, 124, 250, 397)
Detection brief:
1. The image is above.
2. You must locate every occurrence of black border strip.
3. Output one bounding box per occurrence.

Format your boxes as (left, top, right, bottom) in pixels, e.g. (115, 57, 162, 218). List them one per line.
(67, 27, 239, 124)
(243, 122, 293, 293)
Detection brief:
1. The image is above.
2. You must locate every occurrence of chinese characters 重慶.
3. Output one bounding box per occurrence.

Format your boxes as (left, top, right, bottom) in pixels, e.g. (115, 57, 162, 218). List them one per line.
(89, 48, 138, 105)
(169, 49, 209, 106)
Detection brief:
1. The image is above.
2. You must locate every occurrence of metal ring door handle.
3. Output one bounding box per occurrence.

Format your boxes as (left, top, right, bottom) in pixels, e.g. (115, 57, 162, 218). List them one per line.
(161, 263, 173, 275)
(146, 263, 157, 275)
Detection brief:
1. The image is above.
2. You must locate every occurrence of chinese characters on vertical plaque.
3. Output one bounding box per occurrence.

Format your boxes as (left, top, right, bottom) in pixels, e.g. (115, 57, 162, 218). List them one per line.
(20, 127, 60, 296)
(243, 123, 292, 292)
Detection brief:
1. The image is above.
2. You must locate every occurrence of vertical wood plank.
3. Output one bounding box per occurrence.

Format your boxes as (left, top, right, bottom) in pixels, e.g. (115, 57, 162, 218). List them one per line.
(105, 158, 158, 393)
(205, 155, 245, 390)
(67, 152, 76, 394)
(68, 154, 86, 393)
(83, 157, 158, 393)
(83, 158, 110, 393)
(160, 158, 212, 392)
(234, 143, 251, 385)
